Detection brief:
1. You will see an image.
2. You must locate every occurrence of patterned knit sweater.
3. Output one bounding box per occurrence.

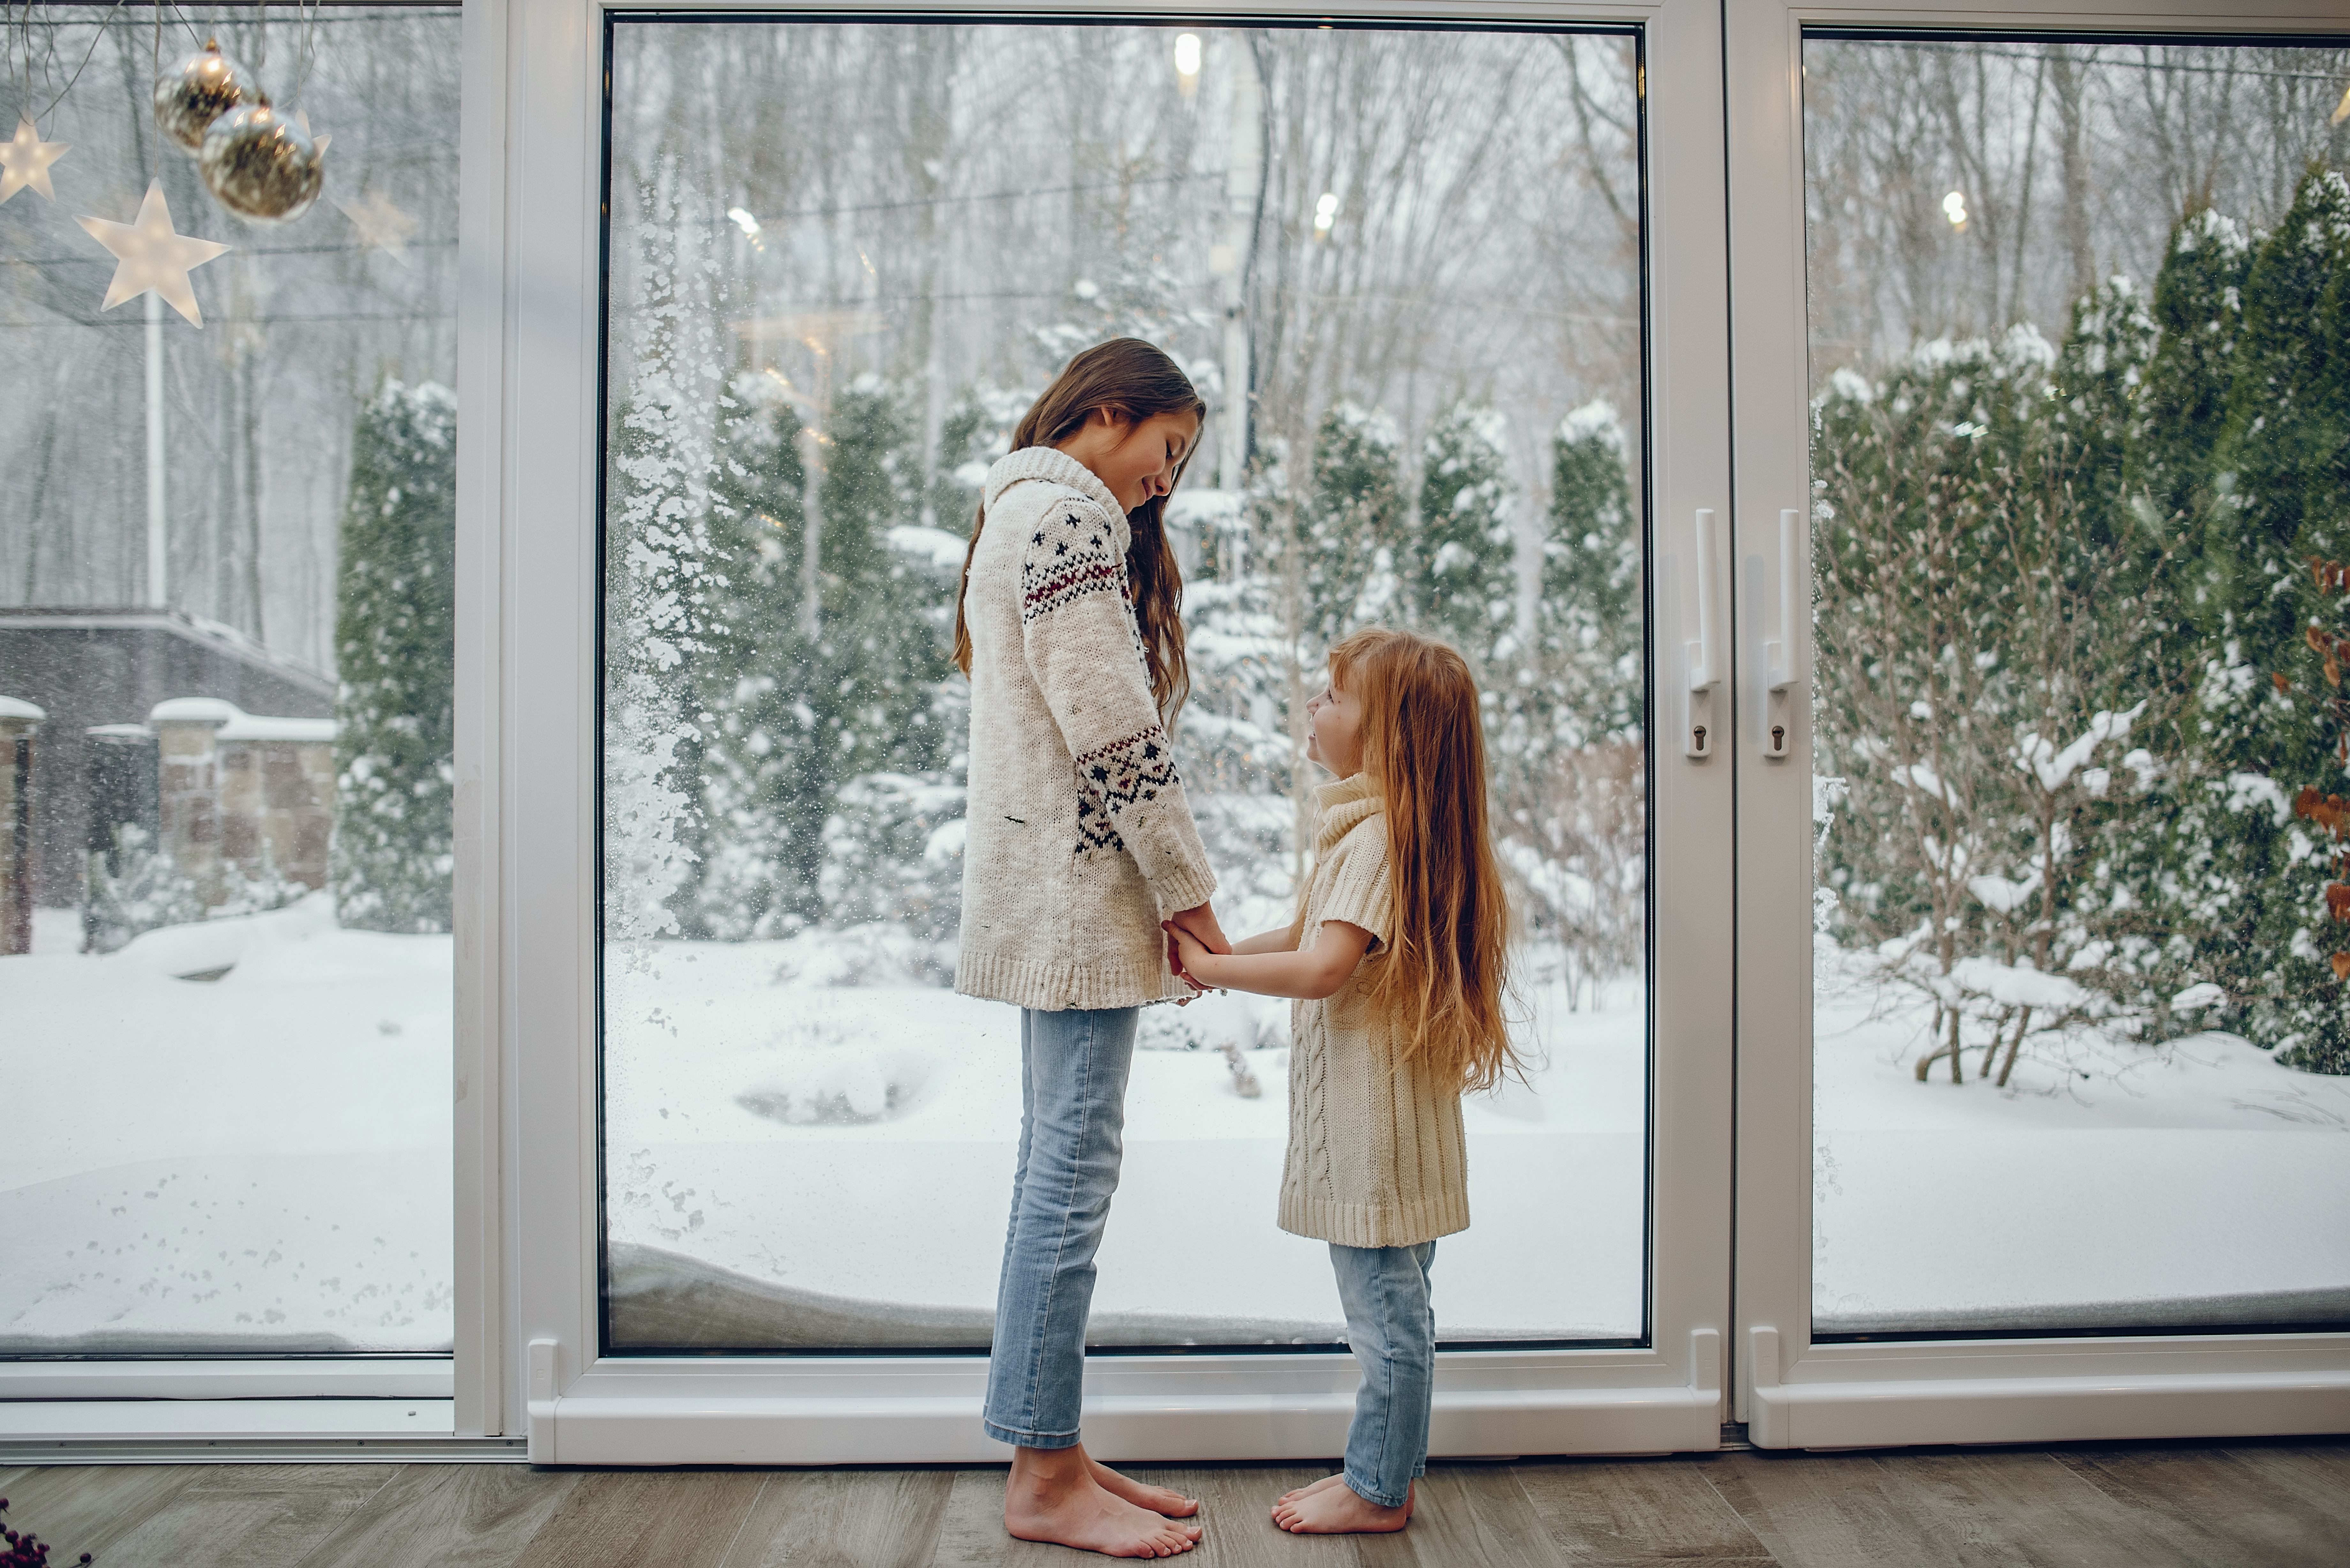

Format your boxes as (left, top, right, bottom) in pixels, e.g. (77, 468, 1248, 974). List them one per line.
(1278, 772, 1471, 1248)
(954, 447, 1219, 1011)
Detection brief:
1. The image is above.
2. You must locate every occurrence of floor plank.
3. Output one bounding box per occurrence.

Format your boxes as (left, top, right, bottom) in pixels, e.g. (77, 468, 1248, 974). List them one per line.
(1514, 1455, 1776, 1564)
(923, 1466, 1069, 1568)
(2053, 1443, 2350, 1567)
(509, 1470, 769, 1568)
(83, 1464, 392, 1568)
(1389, 1464, 1552, 1568)
(1142, 1464, 1357, 1568)
(720, 1466, 955, 1568)
(290, 1462, 585, 1568)
(2216, 1441, 2350, 1527)
(1709, 1446, 2268, 1568)
(0, 1465, 201, 1564)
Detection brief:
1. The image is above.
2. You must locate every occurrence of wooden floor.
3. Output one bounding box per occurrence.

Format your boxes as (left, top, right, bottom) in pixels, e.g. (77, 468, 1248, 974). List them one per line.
(4, 1440, 2346, 1567)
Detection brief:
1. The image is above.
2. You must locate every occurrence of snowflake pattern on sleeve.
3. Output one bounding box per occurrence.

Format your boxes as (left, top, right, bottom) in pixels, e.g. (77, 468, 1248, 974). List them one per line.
(1072, 725, 1182, 853)
(1020, 505, 1126, 622)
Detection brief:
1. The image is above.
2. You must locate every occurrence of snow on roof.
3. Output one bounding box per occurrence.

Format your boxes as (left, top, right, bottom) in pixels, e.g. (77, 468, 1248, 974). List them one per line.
(0, 695, 47, 721)
(85, 723, 155, 739)
(148, 697, 336, 743)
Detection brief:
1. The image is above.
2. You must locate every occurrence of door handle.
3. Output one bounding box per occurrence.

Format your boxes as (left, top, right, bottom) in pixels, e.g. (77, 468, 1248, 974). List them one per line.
(1762, 508, 1800, 758)
(1683, 508, 1721, 758)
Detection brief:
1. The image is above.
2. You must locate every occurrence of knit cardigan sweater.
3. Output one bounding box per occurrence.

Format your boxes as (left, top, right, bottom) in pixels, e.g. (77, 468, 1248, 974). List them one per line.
(1278, 772, 1471, 1249)
(954, 447, 1218, 1011)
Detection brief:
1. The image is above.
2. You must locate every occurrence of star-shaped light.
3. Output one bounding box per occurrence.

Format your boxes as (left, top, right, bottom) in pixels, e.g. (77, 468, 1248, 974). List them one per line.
(0, 117, 70, 204)
(334, 186, 415, 265)
(76, 179, 231, 327)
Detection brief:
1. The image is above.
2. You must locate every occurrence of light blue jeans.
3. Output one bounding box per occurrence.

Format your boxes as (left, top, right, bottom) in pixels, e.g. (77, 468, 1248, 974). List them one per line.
(1330, 1239, 1439, 1509)
(982, 1005, 1139, 1449)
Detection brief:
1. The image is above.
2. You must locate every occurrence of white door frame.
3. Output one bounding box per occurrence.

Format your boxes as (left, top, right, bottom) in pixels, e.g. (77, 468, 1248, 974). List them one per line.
(473, 0, 1742, 1461)
(1723, 0, 2350, 1451)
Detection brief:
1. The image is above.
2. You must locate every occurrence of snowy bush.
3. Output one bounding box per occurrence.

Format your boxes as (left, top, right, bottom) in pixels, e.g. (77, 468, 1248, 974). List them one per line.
(1812, 170, 2350, 1077)
(332, 379, 457, 934)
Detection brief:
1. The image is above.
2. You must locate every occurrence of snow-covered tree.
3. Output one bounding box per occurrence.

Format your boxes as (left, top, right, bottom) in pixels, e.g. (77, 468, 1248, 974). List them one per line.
(1412, 402, 1518, 670)
(332, 380, 457, 934)
(1295, 402, 1406, 651)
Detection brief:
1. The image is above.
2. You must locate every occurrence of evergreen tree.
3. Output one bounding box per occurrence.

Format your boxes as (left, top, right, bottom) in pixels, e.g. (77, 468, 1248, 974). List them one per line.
(1413, 402, 1518, 670)
(2201, 167, 2350, 1071)
(1295, 402, 1405, 650)
(332, 380, 457, 934)
(1538, 400, 1641, 746)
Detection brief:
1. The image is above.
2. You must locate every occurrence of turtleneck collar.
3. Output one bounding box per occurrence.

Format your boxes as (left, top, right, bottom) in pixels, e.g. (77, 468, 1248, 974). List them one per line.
(983, 446, 1128, 539)
(1311, 771, 1382, 859)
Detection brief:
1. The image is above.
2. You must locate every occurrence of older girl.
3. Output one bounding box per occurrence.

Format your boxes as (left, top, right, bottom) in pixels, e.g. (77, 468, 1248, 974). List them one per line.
(1168, 627, 1516, 1536)
(955, 338, 1229, 1558)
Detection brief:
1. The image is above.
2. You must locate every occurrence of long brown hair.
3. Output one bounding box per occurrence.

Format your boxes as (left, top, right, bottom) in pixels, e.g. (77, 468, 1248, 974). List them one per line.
(1320, 627, 1519, 1094)
(951, 338, 1205, 718)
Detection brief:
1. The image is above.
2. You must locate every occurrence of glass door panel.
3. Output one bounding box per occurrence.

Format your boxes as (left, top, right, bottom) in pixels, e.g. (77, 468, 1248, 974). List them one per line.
(1802, 33, 2350, 1337)
(597, 18, 1652, 1352)
(0, 4, 459, 1355)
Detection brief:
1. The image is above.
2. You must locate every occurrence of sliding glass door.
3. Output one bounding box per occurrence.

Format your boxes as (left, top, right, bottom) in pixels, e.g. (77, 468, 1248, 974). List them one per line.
(1729, 0, 2350, 1448)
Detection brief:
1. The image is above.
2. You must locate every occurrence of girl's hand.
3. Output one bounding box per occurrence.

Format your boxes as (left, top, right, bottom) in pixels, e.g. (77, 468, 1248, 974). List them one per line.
(1163, 923, 1208, 995)
(1164, 921, 1218, 989)
(1169, 902, 1232, 956)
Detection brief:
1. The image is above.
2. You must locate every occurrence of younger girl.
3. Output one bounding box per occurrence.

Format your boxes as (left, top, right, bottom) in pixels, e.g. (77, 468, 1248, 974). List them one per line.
(1167, 627, 1516, 1535)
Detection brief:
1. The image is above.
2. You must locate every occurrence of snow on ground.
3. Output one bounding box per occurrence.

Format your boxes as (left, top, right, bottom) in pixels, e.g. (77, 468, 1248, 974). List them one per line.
(1813, 939, 2350, 1330)
(604, 931, 1646, 1341)
(9, 902, 2344, 1353)
(2, 896, 452, 1352)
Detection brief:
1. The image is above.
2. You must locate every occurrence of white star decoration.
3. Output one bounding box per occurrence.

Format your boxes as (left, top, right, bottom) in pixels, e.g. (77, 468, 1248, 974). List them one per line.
(334, 186, 415, 264)
(77, 179, 231, 328)
(0, 117, 70, 204)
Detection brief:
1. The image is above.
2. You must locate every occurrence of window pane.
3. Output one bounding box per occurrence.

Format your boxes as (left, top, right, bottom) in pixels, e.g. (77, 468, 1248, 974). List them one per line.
(1804, 36, 2350, 1336)
(0, 6, 459, 1353)
(599, 19, 1649, 1350)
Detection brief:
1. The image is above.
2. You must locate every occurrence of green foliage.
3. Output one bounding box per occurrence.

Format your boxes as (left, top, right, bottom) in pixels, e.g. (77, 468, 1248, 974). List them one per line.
(1413, 402, 1518, 668)
(1295, 402, 1406, 650)
(1813, 167, 2350, 1076)
(332, 380, 457, 934)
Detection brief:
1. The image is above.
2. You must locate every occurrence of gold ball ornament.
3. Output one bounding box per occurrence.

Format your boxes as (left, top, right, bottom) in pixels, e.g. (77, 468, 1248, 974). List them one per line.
(199, 96, 325, 224)
(154, 40, 250, 155)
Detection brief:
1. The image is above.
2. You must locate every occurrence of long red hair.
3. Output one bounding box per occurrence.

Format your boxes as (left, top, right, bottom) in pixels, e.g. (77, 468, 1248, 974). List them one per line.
(1319, 627, 1519, 1093)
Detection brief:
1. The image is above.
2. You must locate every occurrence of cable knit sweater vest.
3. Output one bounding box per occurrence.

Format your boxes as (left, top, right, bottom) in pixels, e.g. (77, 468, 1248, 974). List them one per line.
(954, 447, 1218, 1011)
(1278, 772, 1471, 1248)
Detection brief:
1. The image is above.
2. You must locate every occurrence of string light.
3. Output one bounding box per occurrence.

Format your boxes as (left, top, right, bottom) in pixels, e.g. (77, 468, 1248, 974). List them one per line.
(1942, 190, 1968, 231)
(1174, 33, 1202, 99)
(1314, 191, 1338, 236)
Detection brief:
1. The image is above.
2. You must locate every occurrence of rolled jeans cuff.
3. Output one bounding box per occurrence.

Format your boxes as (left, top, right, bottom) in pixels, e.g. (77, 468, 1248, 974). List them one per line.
(982, 1418, 1082, 1451)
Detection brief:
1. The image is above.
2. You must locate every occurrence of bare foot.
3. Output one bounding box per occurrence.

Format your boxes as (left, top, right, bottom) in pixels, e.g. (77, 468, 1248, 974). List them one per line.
(1088, 1452, 1200, 1518)
(1274, 1473, 1414, 1518)
(1006, 1447, 1203, 1558)
(1271, 1478, 1412, 1534)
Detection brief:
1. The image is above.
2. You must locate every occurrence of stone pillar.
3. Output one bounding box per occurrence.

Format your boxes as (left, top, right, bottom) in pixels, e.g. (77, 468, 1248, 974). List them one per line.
(149, 697, 233, 905)
(0, 696, 43, 955)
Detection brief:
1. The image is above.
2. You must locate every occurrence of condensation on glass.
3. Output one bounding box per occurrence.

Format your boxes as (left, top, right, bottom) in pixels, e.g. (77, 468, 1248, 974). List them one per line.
(596, 19, 1650, 1352)
(1802, 34, 2350, 1337)
(0, 6, 460, 1353)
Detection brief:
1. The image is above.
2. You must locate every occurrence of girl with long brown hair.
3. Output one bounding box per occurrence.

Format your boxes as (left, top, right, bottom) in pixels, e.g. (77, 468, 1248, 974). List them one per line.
(1167, 626, 1517, 1536)
(955, 338, 1229, 1557)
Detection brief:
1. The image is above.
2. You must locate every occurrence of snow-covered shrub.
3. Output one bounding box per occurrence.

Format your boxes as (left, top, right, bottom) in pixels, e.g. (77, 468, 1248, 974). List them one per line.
(81, 827, 208, 953)
(1413, 402, 1518, 672)
(332, 379, 456, 934)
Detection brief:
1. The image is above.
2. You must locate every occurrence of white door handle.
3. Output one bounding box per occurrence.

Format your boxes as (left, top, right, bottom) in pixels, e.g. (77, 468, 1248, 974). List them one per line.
(1683, 508, 1721, 758)
(1766, 508, 1799, 692)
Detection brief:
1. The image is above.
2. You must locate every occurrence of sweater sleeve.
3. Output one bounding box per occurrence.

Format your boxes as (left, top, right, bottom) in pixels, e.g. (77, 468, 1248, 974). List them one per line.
(1018, 491, 1219, 919)
(1313, 822, 1394, 946)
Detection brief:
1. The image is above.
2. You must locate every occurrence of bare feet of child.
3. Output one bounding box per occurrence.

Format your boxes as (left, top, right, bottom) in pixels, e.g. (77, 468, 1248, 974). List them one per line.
(1089, 1453, 1201, 1518)
(1270, 1474, 1413, 1533)
(1005, 1443, 1203, 1557)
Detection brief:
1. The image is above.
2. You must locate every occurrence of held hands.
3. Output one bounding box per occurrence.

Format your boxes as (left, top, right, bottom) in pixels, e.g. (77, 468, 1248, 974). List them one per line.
(1164, 920, 1218, 993)
(1163, 903, 1231, 996)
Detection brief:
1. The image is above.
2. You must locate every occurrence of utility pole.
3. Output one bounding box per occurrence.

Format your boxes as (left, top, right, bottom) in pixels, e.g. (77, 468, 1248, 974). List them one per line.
(145, 291, 167, 608)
